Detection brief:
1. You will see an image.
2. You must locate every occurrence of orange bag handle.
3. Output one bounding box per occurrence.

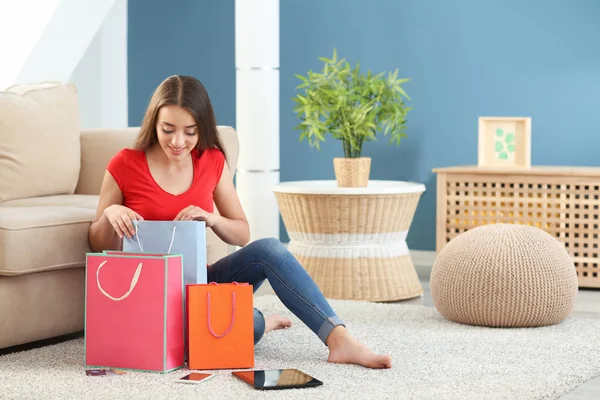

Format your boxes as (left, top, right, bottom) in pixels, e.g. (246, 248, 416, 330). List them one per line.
(207, 282, 240, 338)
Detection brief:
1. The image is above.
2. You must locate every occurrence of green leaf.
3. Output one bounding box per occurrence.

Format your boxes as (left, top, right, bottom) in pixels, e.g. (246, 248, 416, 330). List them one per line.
(295, 73, 309, 83)
(507, 144, 515, 153)
(495, 141, 504, 152)
(498, 152, 508, 159)
(505, 133, 515, 143)
(291, 48, 411, 156)
(496, 128, 504, 137)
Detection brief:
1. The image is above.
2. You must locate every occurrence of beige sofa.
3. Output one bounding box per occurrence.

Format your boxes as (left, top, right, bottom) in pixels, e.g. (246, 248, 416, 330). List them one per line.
(0, 82, 239, 350)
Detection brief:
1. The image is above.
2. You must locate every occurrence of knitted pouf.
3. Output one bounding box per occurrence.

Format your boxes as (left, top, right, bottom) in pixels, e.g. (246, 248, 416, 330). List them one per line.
(430, 223, 578, 327)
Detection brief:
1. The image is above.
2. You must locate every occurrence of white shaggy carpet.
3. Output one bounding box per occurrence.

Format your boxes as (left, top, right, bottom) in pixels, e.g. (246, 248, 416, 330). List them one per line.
(2, 295, 600, 400)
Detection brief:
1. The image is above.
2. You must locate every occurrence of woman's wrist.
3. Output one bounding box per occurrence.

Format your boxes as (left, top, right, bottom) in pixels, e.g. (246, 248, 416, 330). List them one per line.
(209, 213, 222, 228)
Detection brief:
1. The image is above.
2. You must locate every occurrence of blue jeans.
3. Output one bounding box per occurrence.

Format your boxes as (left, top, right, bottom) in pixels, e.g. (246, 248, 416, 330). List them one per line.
(207, 238, 345, 345)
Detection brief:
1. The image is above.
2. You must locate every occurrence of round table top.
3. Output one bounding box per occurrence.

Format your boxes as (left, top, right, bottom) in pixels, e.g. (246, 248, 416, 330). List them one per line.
(272, 180, 426, 195)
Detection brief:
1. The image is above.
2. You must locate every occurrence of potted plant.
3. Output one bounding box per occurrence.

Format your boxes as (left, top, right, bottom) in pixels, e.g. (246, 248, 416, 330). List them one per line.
(292, 49, 412, 187)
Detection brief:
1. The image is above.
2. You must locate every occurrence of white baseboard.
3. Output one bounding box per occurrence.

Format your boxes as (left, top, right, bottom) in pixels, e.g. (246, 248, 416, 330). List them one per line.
(410, 250, 436, 267)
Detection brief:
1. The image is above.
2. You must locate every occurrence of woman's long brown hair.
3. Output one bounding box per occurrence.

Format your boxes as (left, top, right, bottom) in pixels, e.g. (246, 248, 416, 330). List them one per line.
(134, 75, 225, 155)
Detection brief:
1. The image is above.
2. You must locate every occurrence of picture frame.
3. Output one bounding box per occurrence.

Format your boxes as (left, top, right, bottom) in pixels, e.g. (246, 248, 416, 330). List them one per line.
(478, 117, 531, 168)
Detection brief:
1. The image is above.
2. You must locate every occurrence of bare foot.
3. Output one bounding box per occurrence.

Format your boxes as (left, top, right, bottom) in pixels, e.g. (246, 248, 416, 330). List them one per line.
(326, 326, 392, 369)
(264, 314, 292, 334)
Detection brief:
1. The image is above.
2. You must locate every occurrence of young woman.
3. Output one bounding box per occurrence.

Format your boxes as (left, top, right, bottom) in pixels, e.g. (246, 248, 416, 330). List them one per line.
(88, 75, 392, 369)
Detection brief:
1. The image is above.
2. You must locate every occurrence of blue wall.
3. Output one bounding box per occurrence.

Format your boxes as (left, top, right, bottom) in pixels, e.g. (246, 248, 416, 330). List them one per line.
(129, 0, 600, 251)
(128, 0, 235, 128)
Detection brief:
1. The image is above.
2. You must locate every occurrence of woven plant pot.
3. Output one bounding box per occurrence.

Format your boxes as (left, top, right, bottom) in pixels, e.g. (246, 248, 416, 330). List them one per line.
(333, 157, 371, 187)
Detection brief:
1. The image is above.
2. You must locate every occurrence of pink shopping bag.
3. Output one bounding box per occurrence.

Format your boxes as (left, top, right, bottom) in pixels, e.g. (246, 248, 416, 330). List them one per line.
(84, 252, 184, 373)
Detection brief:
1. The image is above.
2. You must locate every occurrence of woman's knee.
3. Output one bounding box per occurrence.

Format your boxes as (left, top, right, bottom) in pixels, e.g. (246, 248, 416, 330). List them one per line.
(249, 237, 284, 250)
(246, 237, 287, 258)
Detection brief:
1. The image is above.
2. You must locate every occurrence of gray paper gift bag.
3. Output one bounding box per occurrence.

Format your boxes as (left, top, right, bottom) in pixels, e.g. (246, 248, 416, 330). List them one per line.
(123, 220, 207, 287)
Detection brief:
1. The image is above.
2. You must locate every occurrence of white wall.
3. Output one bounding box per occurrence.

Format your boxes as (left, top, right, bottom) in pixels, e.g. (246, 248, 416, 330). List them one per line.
(11, 0, 117, 86)
(0, 0, 61, 89)
(69, 0, 128, 129)
(0, 0, 127, 129)
(70, 34, 102, 128)
(235, 0, 281, 242)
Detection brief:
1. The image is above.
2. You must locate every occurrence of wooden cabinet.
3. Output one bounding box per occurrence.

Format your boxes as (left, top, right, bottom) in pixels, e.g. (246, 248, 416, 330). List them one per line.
(433, 165, 600, 288)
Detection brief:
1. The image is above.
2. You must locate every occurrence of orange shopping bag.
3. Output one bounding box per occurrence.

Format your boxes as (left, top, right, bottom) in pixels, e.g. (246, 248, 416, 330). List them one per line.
(187, 282, 254, 370)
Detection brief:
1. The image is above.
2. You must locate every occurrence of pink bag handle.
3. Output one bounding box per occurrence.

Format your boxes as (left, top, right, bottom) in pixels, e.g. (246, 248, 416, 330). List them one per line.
(206, 282, 239, 338)
(96, 260, 143, 301)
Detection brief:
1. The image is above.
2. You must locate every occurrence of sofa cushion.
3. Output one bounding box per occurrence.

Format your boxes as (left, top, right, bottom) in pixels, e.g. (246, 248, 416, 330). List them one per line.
(0, 194, 98, 209)
(0, 194, 229, 275)
(0, 82, 81, 203)
(75, 128, 139, 195)
(0, 205, 95, 276)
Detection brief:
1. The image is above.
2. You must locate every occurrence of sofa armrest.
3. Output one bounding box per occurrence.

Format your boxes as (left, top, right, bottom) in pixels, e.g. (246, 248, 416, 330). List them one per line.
(75, 128, 139, 195)
(217, 125, 239, 178)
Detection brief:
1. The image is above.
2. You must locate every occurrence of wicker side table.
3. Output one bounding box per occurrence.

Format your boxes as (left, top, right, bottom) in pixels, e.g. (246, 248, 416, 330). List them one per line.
(272, 180, 426, 302)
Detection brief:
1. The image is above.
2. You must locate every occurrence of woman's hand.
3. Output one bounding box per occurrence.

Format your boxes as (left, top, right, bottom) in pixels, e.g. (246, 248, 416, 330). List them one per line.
(103, 204, 144, 239)
(174, 205, 220, 227)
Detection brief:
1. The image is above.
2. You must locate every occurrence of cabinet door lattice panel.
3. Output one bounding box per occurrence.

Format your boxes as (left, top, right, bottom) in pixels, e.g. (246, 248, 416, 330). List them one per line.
(434, 166, 600, 288)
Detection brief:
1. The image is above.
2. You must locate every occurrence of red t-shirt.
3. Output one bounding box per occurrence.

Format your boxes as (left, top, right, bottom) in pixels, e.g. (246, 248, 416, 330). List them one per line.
(106, 148, 225, 221)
